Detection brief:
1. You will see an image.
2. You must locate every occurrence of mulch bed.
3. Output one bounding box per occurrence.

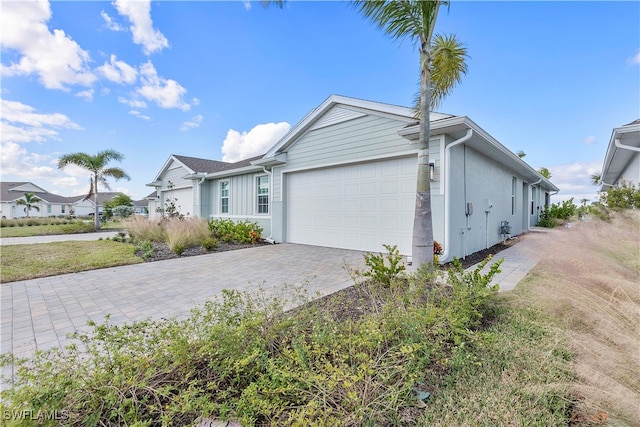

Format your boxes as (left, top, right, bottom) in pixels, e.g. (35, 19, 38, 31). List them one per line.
(138, 241, 268, 262)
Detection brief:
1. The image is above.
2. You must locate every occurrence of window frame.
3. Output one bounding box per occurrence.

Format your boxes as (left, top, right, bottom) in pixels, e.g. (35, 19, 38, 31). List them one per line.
(256, 174, 270, 215)
(220, 180, 230, 214)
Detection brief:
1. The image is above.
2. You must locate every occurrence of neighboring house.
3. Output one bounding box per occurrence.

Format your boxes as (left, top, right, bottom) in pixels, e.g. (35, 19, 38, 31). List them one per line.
(0, 182, 74, 219)
(71, 192, 128, 217)
(148, 95, 558, 262)
(133, 199, 149, 216)
(600, 119, 640, 189)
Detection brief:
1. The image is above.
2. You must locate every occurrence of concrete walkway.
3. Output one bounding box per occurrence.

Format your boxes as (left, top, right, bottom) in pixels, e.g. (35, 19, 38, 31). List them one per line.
(0, 231, 119, 246)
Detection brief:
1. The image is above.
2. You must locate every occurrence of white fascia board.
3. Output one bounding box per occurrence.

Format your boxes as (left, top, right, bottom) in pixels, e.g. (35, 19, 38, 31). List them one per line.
(205, 165, 263, 179)
(601, 123, 640, 182)
(264, 95, 415, 158)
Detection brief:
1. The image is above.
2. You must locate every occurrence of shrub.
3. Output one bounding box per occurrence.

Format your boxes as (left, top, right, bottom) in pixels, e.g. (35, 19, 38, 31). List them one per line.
(111, 205, 135, 219)
(362, 244, 406, 287)
(208, 218, 263, 244)
(59, 222, 96, 234)
(539, 198, 578, 228)
(599, 180, 640, 210)
(202, 236, 218, 251)
(135, 240, 154, 259)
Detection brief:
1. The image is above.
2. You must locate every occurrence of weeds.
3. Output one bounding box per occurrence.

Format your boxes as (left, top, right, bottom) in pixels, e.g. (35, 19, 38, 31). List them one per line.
(1, 253, 502, 425)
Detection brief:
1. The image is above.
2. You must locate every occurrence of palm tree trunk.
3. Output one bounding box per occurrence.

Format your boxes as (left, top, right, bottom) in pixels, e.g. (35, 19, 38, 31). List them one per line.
(412, 45, 435, 267)
(93, 175, 100, 230)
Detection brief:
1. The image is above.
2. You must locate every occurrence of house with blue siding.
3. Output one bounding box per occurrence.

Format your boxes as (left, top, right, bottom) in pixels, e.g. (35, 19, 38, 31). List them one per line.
(148, 95, 558, 262)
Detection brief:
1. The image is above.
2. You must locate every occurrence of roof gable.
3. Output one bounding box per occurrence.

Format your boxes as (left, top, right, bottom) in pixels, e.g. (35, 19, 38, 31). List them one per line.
(0, 181, 74, 203)
(263, 95, 452, 159)
(601, 120, 640, 185)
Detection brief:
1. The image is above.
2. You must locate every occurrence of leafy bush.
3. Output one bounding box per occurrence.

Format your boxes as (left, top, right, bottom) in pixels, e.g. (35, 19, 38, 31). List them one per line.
(362, 244, 406, 287)
(208, 218, 263, 244)
(136, 240, 154, 260)
(1, 255, 503, 426)
(599, 180, 640, 210)
(202, 236, 218, 251)
(539, 198, 578, 228)
(111, 205, 135, 219)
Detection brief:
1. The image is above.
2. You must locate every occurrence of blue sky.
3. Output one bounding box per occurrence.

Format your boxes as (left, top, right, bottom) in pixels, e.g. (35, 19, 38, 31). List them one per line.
(1, 1, 638, 204)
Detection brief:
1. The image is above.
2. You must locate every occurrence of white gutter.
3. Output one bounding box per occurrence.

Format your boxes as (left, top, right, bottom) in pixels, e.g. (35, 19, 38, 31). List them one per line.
(615, 137, 640, 152)
(262, 167, 275, 244)
(441, 128, 473, 262)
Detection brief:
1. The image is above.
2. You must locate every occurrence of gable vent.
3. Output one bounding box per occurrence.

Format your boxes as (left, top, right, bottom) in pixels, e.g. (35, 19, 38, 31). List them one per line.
(310, 107, 366, 131)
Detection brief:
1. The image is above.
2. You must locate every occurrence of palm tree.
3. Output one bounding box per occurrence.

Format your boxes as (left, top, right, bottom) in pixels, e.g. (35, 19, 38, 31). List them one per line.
(516, 150, 526, 159)
(591, 172, 602, 186)
(412, 33, 468, 115)
(354, 0, 456, 266)
(538, 167, 552, 179)
(16, 192, 42, 217)
(58, 149, 130, 230)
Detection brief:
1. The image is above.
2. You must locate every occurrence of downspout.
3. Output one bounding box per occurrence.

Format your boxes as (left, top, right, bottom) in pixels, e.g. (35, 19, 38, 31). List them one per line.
(441, 128, 473, 262)
(262, 167, 275, 244)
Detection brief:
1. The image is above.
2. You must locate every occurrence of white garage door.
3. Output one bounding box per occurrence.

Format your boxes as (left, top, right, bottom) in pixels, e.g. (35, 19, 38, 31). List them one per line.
(287, 157, 416, 255)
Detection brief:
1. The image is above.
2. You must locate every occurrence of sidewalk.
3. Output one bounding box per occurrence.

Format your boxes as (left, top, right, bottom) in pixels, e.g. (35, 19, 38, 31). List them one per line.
(0, 231, 119, 246)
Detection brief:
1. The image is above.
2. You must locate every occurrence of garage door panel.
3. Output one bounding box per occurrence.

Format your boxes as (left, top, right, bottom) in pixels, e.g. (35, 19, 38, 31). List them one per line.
(287, 157, 416, 254)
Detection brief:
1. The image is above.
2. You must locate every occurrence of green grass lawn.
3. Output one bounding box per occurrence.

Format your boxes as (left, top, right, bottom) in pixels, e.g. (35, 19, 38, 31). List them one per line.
(0, 240, 143, 282)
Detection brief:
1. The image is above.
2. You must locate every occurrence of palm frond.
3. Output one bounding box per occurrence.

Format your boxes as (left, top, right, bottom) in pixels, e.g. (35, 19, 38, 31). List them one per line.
(430, 33, 468, 109)
(102, 167, 131, 181)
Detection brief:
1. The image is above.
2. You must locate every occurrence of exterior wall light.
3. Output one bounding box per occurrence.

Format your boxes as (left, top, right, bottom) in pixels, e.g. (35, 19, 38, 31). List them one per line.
(429, 163, 435, 181)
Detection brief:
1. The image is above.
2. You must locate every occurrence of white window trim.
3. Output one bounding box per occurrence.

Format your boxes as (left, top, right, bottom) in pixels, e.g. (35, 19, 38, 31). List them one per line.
(220, 180, 230, 214)
(511, 176, 517, 215)
(255, 174, 270, 215)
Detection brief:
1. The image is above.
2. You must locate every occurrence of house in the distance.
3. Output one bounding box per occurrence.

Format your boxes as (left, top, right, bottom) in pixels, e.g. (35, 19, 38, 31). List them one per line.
(0, 182, 74, 219)
(600, 119, 640, 189)
(148, 95, 558, 262)
(71, 192, 127, 217)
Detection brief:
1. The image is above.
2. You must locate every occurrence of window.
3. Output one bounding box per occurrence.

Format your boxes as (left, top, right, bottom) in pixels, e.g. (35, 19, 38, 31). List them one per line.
(256, 175, 269, 214)
(511, 177, 517, 215)
(220, 181, 229, 214)
(47, 204, 52, 214)
(61, 205, 66, 214)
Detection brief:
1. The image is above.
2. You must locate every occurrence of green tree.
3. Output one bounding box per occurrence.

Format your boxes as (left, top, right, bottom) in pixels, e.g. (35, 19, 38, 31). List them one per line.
(353, 0, 463, 266)
(538, 167, 552, 179)
(103, 194, 134, 219)
(599, 181, 640, 210)
(516, 150, 526, 159)
(58, 150, 130, 230)
(16, 192, 42, 217)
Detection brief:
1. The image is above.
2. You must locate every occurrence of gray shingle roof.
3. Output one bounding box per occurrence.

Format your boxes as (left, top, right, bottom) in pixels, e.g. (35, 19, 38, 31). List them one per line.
(172, 154, 266, 174)
(0, 182, 73, 203)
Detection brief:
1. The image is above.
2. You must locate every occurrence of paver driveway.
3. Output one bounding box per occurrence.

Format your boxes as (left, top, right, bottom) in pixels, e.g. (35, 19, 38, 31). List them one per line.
(1, 244, 367, 360)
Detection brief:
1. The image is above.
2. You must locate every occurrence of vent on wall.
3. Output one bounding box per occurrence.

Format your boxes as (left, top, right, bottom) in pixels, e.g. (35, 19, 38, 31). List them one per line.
(310, 107, 366, 131)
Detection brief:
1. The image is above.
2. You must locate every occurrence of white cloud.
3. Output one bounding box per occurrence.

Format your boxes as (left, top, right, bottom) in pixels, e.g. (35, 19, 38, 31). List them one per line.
(113, 0, 169, 55)
(118, 96, 147, 109)
(97, 55, 138, 84)
(76, 89, 94, 100)
(584, 135, 596, 145)
(222, 122, 290, 162)
(101, 10, 124, 31)
(129, 110, 151, 121)
(627, 49, 640, 66)
(1, 99, 82, 143)
(547, 160, 602, 203)
(243, 1, 252, 10)
(0, 0, 96, 90)
(181, 114, 203, 131)
(136, 61, 191, 110)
